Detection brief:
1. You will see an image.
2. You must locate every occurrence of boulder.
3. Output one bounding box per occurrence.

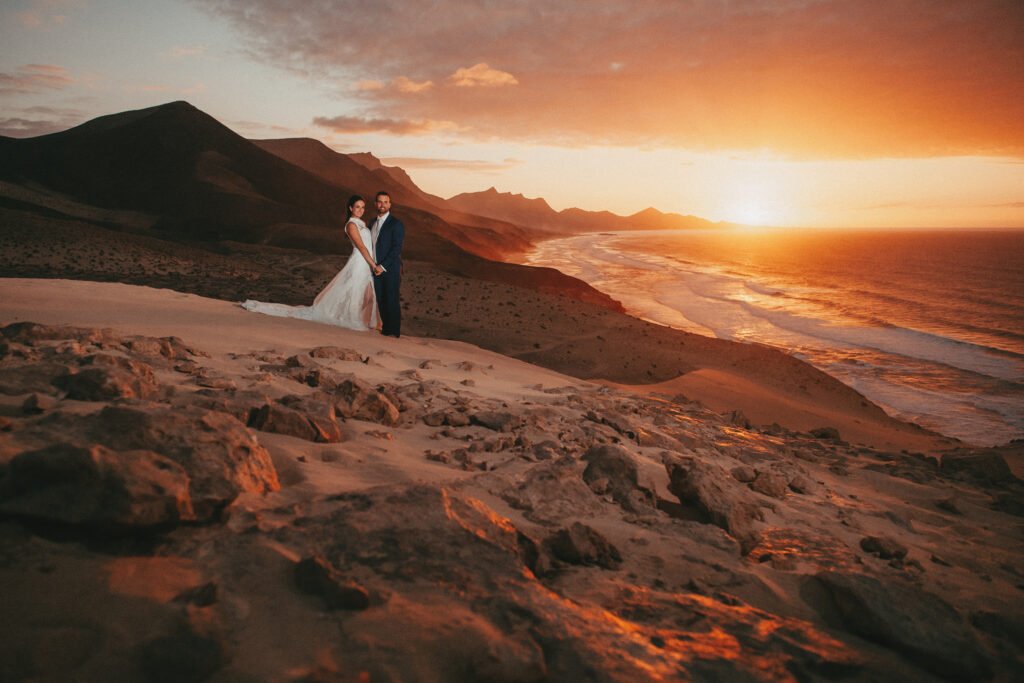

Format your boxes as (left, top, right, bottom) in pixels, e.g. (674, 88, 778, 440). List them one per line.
(89, 404, 280, 518)
(470, 411, 519, 432)
(333, 377, 400, 425)
(248, 403, 320, 442)
(545, 522, 622, 569)
(750, 470, 789, 499)
(294, 555, 371, 610)
(60, 354, 159, 401)
(581, 444, 656, 513)
(0, 443, 193, 527)
(665, 456, 765, 552)
(808, 571, 991, 681)
(859, 536, 908, 560)
(941, 450, 1017, 486)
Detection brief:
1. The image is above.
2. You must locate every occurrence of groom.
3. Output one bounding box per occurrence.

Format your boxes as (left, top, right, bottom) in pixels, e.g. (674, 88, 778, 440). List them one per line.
(371, 190, 405, 337)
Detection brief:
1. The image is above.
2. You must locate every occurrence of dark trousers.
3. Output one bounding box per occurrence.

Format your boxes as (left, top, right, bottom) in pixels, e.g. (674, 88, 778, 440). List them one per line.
(374, 271, 401, 336)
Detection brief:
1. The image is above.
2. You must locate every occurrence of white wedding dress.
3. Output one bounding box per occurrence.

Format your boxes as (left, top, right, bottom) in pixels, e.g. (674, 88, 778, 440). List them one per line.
(242, 218, 379, 330)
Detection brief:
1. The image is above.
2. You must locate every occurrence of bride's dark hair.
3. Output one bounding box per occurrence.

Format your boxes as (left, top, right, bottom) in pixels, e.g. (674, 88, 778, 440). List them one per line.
(346, 194, 365, 219)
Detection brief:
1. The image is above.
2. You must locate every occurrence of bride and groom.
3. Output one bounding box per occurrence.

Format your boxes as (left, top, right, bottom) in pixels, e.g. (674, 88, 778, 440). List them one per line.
(242, 191, 405, 337)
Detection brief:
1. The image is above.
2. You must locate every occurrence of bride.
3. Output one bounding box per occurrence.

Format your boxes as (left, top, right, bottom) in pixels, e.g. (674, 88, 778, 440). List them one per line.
(242, 195, 383, 330)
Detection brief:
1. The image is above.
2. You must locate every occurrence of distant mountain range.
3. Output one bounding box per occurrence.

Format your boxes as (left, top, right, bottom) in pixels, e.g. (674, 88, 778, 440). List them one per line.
(447, 187, 736, 234)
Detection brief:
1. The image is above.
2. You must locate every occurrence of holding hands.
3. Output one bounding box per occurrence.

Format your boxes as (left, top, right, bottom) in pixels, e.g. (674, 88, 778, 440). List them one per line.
(373, 264, 385, 276)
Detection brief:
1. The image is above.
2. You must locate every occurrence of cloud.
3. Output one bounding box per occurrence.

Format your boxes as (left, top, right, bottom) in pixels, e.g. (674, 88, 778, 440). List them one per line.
(355, 80, 385, 91)
(166, 45, 206, 59)
(988, 201, 1024, 208)
(393, 76, 433, 93)
(313, 115, 452, 136)
(0, 64, 73, 94)
(11, 0, 81, 28)
(0, 105, 84, 137)
(447, 63, 518, 88)
(196, 0, 1024, 157)
(380, 156, 522, 172)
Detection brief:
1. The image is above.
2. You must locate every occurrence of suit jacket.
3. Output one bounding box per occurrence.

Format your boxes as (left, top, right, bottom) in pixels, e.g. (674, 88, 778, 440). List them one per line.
(375, 214, 405, 276)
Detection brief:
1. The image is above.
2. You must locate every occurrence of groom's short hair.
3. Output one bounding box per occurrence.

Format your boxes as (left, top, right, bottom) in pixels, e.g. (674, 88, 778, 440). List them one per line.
(376, 190, 391, 200)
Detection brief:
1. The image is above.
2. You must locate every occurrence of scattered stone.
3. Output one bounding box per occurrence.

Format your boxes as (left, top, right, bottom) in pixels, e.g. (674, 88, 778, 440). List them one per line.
(0, 363, 69, 396)
(582, 444, 656, 513)
(545, 522, 622, 569)
(860, 536, 908, 560)
(60, 354, 159, 401)
(249, 403, 319, 442)
(730, 465, 757, 483)
(460, 379, 476, 387)
(665, 456, 765, 552)
(0, 443, 193, 527)
(501, 458, 606, 523)
(309, 346, 364, 362)
(936, 497, 963, 515)
(294, 556, 371, 610)
(750, 470, 788, 499)
(333, 377, 400, 425)
(470, 411, 518, 432)
(810, 426, 841, 440)
(787, 473, 818, 494)
(21, 392, 59, 414)
(808, 571, 992, 681)
(941, 450, 1017, 485)
(726, 410, 751, 429)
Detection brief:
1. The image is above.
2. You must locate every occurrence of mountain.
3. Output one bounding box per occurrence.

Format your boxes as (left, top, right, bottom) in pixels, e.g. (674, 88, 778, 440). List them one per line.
(448, 187, 564, 232)
(0, 101, 621, 310)
(0, 101, 344, 249)
(255, 140, 544, 259)
(447, 187, 736, 233)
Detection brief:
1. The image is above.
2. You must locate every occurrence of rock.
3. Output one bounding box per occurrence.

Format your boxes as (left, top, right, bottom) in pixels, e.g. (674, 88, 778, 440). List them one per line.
(545, 522, 622, 569)
(808, 571, 991, 681)
(665, 456, 765, 552)
(581, 444, 656, 513)
(173, 582, 219, 607)
(810, 427, 841, 441)
(21, 392, 59, 414)
(730, 465, 757, 483)
(941, 450, 1017, 485)
(531, 441, 561, 461)
(60, 354, 159, 401)
(309, 346, 364, 362)
(859, 536, 908, 560)
(501, 458, 606, 523)
(279, 394, 344, 443)
(294, 556, 371, 610)
(991, 492, 1024, 517)
(1, 322, 115, 346)
(88, 404, 280, 518)
(248, 403, 319, 442)
(139, 631, 224, 683)
(750, 470, 789, 499)
(0, 443, 193, 527)
(333, 377, 400, 425)
(726, 410, 751, 429)
(787, 473, 818, 494)
(936, 497, 963, 515)
(470, 411, 518, 432)
(423, 410, 469, 428)
(0, 363, 71, 396)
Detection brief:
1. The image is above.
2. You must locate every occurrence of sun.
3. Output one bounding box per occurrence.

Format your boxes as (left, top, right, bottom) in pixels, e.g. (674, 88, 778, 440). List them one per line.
(727, 198, 777, 227)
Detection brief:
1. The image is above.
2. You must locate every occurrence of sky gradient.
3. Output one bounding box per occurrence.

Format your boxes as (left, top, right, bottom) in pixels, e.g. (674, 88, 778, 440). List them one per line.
(2, 0, 1023, 227)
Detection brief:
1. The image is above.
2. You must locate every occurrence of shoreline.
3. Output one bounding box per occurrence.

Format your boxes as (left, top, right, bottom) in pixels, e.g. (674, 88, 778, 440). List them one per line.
(520, 229, 1022, 448)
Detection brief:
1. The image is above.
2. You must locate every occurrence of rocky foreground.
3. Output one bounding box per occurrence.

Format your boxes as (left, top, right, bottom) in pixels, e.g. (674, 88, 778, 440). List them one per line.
(1, 312, 1022, 682)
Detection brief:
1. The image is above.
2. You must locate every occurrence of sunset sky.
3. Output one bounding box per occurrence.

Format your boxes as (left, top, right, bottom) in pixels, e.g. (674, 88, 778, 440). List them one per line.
(2, 0, 1023, 228)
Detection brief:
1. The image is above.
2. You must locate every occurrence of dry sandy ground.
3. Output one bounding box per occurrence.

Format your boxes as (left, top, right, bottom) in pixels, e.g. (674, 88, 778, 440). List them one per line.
(1, 279, 1022, 681)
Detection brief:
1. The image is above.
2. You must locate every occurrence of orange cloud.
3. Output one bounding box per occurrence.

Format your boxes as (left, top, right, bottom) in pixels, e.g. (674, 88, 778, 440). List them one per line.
(394, 76, 433, 93)
(447, 63, 518, 88)
(381, 156, 522, 172)
(313, 115, 453, 135)
(0, 64, 73, 94)
(199, 0, 1024, 157)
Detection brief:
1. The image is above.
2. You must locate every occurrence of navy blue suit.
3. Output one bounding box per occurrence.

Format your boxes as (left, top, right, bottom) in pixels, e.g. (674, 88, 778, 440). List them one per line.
(373, 214, 404, 336)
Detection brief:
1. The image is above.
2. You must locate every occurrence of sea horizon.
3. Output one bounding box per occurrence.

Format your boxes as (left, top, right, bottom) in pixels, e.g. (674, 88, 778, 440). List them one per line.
(526, 226, 1024, 447)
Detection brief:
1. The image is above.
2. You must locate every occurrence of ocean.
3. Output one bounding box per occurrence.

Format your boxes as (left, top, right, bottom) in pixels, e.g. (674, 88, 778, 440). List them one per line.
(526, 228, 1024, 447)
